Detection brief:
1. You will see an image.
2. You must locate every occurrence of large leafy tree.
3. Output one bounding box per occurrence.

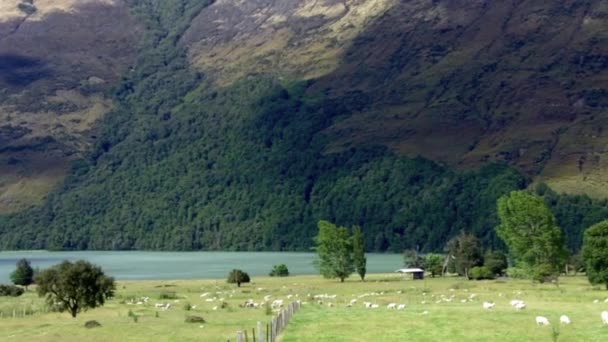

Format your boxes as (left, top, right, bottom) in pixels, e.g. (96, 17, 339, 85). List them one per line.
(445, 231, 483, 279)
(582, 220, 608, 289)
(352, 226, 367, 281)
(35, 260, 115, 318)
(497, 191, 568, 282)
(10, 258, 34, 290)
(424, 253, 444, 277)
(314, 221, 354, 282)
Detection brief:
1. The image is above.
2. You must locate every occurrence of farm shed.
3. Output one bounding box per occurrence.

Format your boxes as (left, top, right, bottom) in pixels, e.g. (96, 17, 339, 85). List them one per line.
(395, 268, 425, 280)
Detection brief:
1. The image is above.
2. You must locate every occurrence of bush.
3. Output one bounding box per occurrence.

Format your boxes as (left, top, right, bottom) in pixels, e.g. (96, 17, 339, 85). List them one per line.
(84, 320, 101, 329)
(227, 269, 250, 287)
(484, 251, 508, 276)
(506, 267, 528, 279)
(185, 315, 205, 323)
(183, 302, 192, 311)
(469, 266, 495, 280)
(269, 264, 289, 277)
(0, 284, 25, 297)
(158, 291, 177, 299)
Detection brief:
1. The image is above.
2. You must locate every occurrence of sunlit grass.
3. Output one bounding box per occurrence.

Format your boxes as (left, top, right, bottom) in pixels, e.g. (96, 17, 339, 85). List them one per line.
(1, 274, 607, 341)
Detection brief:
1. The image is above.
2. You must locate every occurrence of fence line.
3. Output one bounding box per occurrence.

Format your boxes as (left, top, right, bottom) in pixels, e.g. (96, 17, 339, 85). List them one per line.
(235, 300, 301, 342)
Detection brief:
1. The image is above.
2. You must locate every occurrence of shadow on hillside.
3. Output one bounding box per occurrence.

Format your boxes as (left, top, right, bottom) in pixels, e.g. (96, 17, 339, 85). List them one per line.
(0, 54, 50, 87)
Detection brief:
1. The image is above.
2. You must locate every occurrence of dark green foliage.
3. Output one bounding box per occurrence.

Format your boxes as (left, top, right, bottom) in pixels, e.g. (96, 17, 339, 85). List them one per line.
(183, 302, 192, 311)
(536, 184, 608, 252)
(497, 191, 569, 282)
(425, 253, 444, 277)
(404, 249, 425, 268)
(269, 264, 289, 277)
(483, 251, 508, 276)
(582, 220, 608, 289)
(185, 315, 205, 323)
(567, 253, 585, 275)
(227, 269, 250, 287)
(445, 232, 483, 278)
(10, 258, 34, 289)
(84, 320, 102, 329)
(158, 291, 177, 299)
(469, 266, 495, 280)
(352, 226, 366, 281)
(0, 284, 24, 297)
(35, 260, 115, 318)
(314, 221, 354, 282)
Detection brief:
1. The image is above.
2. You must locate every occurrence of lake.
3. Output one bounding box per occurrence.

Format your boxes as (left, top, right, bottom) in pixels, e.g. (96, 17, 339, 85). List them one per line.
(0, 251, 402, 283)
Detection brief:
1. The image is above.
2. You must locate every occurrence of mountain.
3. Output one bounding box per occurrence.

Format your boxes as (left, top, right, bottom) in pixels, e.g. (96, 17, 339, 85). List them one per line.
(0, 0, 607, 252)
(0, 0, 141, 212)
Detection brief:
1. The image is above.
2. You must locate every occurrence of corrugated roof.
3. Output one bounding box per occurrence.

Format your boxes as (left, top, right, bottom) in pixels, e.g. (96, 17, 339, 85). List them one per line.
(395, 268, 424, 273)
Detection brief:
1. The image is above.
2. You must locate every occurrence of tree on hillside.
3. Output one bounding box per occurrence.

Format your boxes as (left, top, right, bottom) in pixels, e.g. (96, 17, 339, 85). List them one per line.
(35, 260, 115, 318)
(497, 191, 568, 282)
(10, 258, 34, 290)
(352, 226, 367, 281)
(445, 232, 483, 279)
(425, 253, 444, 277)
(314, 220, 354, 282)
(582, 220, 608, 289)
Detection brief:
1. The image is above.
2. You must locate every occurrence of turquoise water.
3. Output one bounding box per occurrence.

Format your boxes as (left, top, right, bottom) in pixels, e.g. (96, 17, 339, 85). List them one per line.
(0, 251, 402, 282)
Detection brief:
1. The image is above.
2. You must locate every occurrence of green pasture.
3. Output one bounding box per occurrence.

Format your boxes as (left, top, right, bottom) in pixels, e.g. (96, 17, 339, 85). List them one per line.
(1, 275, 607, 341)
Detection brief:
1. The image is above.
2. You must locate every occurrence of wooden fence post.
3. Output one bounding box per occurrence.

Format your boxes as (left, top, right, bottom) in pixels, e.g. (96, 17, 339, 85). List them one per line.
(236, 330, 245, 342)
(257, 321, 264, 342)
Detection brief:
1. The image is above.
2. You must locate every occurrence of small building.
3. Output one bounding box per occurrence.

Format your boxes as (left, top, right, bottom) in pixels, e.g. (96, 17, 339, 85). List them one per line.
(395, 268, 425, 280)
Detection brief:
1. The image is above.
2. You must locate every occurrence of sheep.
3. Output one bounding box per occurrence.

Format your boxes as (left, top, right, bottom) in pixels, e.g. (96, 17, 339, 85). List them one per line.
(363, 302, 372, 308)
(514, 302, 527, 310)
(349, 299, 358, 305)
(155, 303, 165, 308)
(482, 302, 495, 310)
(560, 315, 571, 325)
(327, 303, 334, 308)
(370, 304, 379, 309)
(510, 299, 524, 307)
(602, 311, 608, 325)
(387, 303, 397, 309)
(212, 306, 218, 311)
(535, 316, 550, 326)
(271, 299, 284, 309)
(397, 304, 406, 310)
(200, 292, 210, 298)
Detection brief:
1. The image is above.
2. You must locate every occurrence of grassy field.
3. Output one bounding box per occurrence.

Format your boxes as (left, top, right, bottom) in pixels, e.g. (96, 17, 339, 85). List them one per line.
(1, 274, 608, 341)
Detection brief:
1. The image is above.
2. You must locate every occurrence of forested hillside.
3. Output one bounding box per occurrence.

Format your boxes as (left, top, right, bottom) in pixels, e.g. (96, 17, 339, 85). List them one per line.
(0, 0, 607, 252)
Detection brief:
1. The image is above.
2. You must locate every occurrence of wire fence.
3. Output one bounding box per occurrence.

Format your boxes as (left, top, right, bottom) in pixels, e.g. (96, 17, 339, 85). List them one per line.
(234, 300, 301, 342)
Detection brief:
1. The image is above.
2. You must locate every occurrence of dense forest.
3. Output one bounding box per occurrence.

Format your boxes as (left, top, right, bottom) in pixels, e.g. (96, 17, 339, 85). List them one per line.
(0, 0, 607, 252)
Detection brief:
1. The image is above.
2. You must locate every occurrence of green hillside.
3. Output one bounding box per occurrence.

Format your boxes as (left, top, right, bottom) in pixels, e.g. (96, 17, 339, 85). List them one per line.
(0, 0, 607, 252)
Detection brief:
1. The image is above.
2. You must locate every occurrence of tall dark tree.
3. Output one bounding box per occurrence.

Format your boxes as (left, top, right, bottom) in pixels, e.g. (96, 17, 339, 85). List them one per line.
(314, 221, 354, 282)
(227, 269, 251, 287)
(352, 226, 367, 281)
(35, 260, 115, 318)
(582, 220, 608, 289)
(497, 191, 568, 282)
(10, 258, 34, 290)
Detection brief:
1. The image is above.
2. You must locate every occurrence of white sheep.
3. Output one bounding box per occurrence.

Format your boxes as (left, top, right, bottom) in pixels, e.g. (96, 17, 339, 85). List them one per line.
(155, 303, 165, 308)
(510, 299, 524, 307)
(397, 304, 406, 310)
(515, 302, 527, 310)
(370, 304, 379, 309)
(602, 311, 608, 325)
(482, 302, 495, 309)
(559, 315, 571, 325)
(536, 316, 550, 326)
(364, 302, 372, 308)
(200, 292, 209, 298)
(387, 303, 397, 309)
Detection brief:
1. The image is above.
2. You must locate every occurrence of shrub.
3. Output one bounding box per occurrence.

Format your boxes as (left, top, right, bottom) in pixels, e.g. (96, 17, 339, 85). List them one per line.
(469, 266, 495, 280)
(158, 291, 177, 299)
(269, 264, 289, 277)
(227, 269, 250, 287)
(185, 315, 205, 323)
(506, 267, 528, 279)
(183, 302, 192, 311)
(84, 320, 101, 329)
(484, 251, 508, 276)
(0, 284, 25, 297)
